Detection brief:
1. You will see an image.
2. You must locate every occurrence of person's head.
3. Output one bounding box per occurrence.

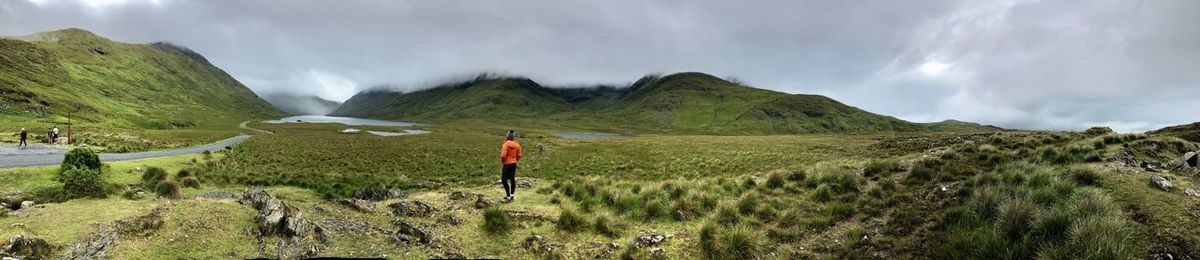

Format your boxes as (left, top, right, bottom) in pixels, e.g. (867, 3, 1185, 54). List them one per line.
(20, 128, 25, 131)
(505, 130, 516, 140)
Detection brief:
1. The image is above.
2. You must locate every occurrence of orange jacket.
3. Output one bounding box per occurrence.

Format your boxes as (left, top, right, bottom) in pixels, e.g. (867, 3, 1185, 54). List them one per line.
(500, 139, 522, 165)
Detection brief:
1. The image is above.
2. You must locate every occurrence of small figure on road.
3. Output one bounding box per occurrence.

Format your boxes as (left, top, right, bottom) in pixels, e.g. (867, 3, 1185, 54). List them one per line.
(19, 128, 27, 148)
(499, 130, 523, 203)
(51, 126, 59, 144)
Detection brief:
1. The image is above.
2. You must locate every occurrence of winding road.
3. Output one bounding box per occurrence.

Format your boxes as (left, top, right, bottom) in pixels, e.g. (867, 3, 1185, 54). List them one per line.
(0, 135, 252, 169)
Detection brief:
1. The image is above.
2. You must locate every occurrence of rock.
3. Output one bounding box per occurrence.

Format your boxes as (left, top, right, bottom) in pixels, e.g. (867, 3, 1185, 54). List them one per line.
(1184, 152, 1198, 168)
(390, 220, 434, 244)
(651, 247, 666, 257)
(389, 200, 436, 217)
(448, 191, 469, 200)
(237, 189, 328, 259)
(194, 191, 235, 200)
(522, 234, 561, 258)
(19, 201, 33, 210)
(354, 185, 406, 201)
(336, 199, 376, 213)
(1143, 160, 1162, 172)
(517, 179, 536, 188)
(1185, 188, 1200, 198)
(439, 214, 462, 225)
(474, 196, 492, 209)
(1151, 174, 1174, 191)
(4, 235, 51, 259)
(636, 234, 667, 248)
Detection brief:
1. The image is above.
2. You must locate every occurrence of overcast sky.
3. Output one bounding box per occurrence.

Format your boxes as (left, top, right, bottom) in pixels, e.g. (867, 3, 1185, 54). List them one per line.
(2, 0, 1197, 132)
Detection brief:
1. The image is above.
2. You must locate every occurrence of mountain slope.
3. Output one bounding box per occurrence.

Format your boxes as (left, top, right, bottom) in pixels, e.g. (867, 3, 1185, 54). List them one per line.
(263, 94, 342, 115)
(333, 72, 1003, 134)
(0, 28, 281, 129)
(1149, 122, 1200, 142)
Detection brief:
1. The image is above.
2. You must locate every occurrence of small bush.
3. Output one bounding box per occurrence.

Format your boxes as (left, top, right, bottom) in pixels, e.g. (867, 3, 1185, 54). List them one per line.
(181, 176, 201, 188)
(556, 207, 588, 232)
(58, 166, 106, 198)
(142, 167, 168, 184)
(176, 169, 193, 179)
(60, 147, 101, 173)
(482, 208, 511, 235)
(1083, 126, 1114, 136)
(155, 181, 181, 199)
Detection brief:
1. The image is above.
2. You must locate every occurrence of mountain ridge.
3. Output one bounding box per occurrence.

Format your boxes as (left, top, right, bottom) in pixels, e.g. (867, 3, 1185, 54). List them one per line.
(333, 72, 1005, 134)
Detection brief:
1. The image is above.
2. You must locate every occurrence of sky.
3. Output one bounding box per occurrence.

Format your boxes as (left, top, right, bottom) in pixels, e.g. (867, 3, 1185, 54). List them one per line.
(1, 0, 1197, 132)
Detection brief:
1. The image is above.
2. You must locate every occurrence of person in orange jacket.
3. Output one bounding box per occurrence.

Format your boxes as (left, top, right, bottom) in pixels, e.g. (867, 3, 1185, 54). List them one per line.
(500, 130, 522, 202)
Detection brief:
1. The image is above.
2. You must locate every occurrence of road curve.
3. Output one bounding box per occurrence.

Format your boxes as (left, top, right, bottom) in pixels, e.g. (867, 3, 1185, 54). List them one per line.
(0, 135, 251, 169)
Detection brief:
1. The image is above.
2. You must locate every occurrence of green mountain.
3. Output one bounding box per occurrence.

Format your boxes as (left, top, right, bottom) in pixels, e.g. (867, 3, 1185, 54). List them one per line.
(0, 28, 281, 130)
(263, 94, 342, 115)
(333, 72, 1004, 134)
(1149, 122, 1200, 142)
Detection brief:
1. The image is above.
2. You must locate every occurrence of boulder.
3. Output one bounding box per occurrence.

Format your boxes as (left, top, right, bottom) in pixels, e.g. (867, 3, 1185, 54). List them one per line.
(636, 234, 667, 248)
(448, 191, 469, 200)
(354, 185, 406, 201)
(19, 201, 33, 210)
(389, 200, 436, 217)
(335, 199, 376, 213)
(391, 220, 434, 244)
(474, 196, 493, 209)
(5, 235, 52, 259)
(237, 189, 328, 259)
(1143, 160, 1162, 172)
(1151, 174, 1173, 191)
(1184, 152, 1198, 168)
(1185, 188, 1200, 198)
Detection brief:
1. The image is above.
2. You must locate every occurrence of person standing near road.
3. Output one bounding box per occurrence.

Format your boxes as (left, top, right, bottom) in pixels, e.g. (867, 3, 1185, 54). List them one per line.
(19, 128, 27, 148)
(499, 130, 523, 203)
(51, 126, 59, 144)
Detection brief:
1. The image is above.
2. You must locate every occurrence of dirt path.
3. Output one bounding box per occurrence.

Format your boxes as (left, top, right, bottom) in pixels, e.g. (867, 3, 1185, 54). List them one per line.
(0, 135, 250, 169)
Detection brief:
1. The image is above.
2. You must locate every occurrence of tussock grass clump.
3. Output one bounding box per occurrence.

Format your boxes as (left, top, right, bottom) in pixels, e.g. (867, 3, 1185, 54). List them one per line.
(593, 214, 621, 237)
(765, 169, 787, 189)
(863, 159, 903, 178)
(181, 176, 201, 188)
(810, 184, 833, 202)
(482, 207, 511, 235)
(556, 207, 589, 232)
(155, 181, 181, 199)
(642, 199, 668, 221)
(1067, 167, 1101, 186)
(700, 224, 766, 259)
(176, 169, 194, 179)
(714, 204, 741, 227)
(996, 198, 1037, 240)
(142, 167, 168, 184)
(736, 192, 759, 215)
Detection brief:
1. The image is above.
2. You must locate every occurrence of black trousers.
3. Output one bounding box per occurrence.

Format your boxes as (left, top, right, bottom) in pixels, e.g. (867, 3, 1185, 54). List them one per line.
(19, 138, 26, 147)
(501, 163, 517, 196)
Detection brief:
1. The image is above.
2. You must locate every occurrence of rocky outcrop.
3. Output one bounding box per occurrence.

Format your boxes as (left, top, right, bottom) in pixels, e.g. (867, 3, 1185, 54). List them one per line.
(390, 220, 434, 245)
(335, 199, 376, 213)
(238, 189, 328, 260)
(1151, 174, 1174, 191)
(522, 235, 562, 259)
(389, 200, 436, 217)
(354, 185, 406, 201)
(3, 235, 52, 259)
(62, 208, 165, 259)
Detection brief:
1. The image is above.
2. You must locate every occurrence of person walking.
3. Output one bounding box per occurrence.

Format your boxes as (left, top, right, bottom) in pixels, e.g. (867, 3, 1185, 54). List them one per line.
(18, 128, 27, 148)
(499, 130, 523, 203)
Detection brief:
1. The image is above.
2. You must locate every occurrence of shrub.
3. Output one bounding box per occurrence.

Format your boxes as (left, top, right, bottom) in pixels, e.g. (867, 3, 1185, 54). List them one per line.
(154, 181, 181, 199)
(176, 169, 194, 179)
(142, 167, 168, 184)
(60, 147, 101, 173)
(58, 166, 106, 198)
(482, 208, 511, 235)
(593, 214, 620, 237)
(1083, 126, 1114, 136)
(556, 207, 588, 232)
(181, 176, 201, 188)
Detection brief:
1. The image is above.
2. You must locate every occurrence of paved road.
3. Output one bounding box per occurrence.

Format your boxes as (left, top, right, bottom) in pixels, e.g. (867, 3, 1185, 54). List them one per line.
(0, 135, 251, 169)
(239, 120, 274, 134)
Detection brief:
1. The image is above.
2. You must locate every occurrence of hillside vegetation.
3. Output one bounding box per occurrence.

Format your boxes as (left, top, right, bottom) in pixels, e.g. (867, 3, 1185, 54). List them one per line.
(1151, 122, 1200, 142)
(334, 72, 1002, 134)
(0, 28, 281, 150)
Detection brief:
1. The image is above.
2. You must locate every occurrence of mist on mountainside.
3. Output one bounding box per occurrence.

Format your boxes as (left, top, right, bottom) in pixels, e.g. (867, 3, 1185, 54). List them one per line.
(262, 94, 342, 115)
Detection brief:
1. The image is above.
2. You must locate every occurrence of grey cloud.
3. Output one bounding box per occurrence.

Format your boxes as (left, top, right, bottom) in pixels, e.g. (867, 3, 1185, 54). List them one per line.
(1, 0, 1195, 132)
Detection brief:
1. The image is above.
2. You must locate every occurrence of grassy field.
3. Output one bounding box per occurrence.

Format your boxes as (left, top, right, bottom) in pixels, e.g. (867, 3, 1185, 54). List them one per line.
(1, 122, 1198, 259)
